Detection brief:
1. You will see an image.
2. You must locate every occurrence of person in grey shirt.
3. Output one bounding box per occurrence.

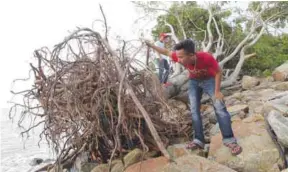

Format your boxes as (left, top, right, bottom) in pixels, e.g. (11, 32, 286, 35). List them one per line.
(154, 33, 171, 85)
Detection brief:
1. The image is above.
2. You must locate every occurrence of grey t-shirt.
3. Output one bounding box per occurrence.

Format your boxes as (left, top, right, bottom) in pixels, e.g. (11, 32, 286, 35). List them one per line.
(154, 41, 169, 61)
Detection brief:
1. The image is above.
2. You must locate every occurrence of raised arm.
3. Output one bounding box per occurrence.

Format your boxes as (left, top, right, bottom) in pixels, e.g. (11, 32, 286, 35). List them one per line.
(145, 40, 172, 58)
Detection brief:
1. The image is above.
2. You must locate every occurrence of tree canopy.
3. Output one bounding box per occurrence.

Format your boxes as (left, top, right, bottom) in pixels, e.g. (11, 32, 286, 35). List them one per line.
(134, 1, 288, 77)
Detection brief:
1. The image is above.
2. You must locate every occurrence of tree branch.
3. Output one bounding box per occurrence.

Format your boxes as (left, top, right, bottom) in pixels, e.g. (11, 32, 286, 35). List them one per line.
(203, 4, 214, 52)
(244, 53, 257, 59)
(164, 20, 180, 43)
(212, 17, 223, 59)
(219, 18, 257, 67)
(222, 24, 266, 86)
(174, 9, 187, 39)
(99, 4, 108, 41)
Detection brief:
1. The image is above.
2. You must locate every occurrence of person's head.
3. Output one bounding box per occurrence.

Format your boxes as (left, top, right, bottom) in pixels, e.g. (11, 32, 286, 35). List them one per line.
(174, 39, 196, 65)
(159, 33, 170, 43)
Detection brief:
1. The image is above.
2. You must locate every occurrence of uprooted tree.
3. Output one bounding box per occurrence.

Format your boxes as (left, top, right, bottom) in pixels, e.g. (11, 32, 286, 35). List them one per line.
(8, 6, 197, 170)
(133, 1, 288, 98)
(8, 2, 288, 170)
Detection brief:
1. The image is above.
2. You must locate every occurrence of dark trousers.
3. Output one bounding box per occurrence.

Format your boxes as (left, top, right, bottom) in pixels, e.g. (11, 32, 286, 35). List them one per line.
(158, 59, 170, 84)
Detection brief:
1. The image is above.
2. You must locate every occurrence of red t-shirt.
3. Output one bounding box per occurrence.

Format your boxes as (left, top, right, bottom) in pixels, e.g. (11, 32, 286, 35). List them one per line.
(171, 51, 220, 79)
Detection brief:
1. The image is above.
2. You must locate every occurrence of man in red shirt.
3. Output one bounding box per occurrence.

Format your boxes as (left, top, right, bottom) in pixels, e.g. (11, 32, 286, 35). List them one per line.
(145, 39, 242, 156)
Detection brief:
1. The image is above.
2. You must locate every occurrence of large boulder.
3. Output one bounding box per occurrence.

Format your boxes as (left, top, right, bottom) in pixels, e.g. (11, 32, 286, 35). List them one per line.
(143, 150, 159, 160)
(125, 155, 236, 172)
(111, 162, 124, 172)
(162, 154, 237, 172)
(247, 100, 264, 115)
(180, 81, 189, 92)
(125, 156, 169, 172)
(167, 144, 206, 159)
(164, 70, 189, 99)
(227, 104, 249, 116)
(91, 149, 143, 172)
(267, 110, 288, 148)
(163, 84, 177, 99)
(242, 76, 260, 89)
(274, 82, 288, 91)
(169, 70, 189, 87)
(263, 93, 288, 116)
(81, 163, 98, 172)
(269, 94, 288, 105)
(111, 148, 143, 172)
(174, 91, 189, 104)
(123, 148, 143, 167)
(257, 89, 285, 101)
(207, 104, 249, 124)
(239, 89, 280, 102)
(91, 160, 122, 172)
(268, 103, 288, 116)
(208, 114, 281, 172)
(91, 164, 109, 172)
(273, 61, 288, 81)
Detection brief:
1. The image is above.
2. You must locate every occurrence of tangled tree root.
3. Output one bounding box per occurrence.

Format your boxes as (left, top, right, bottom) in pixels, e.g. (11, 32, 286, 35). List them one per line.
(10, 26, 191, 170)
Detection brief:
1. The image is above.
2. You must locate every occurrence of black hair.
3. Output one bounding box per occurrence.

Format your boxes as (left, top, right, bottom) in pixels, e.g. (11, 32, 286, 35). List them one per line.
(173, 39, 195, 55)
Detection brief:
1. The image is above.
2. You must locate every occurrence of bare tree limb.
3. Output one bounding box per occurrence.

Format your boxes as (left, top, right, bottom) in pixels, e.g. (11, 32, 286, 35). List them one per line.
(174, 7, 187, 39)
(99, 4, 108, 41)
(212, 17, 223, 59)
(222, 24, 266, 87)
(203, 4, 214, 52)
(219, 20, 257, 67)
(164, 19, 183, 75)
(164, 20, 180, 43)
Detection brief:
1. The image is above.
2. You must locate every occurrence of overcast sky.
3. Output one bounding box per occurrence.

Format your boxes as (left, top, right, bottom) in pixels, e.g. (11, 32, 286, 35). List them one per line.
(0, 0, 157, 110)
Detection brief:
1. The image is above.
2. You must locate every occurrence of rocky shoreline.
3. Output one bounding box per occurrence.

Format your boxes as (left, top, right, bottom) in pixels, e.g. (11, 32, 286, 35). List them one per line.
(33, 62, 288, 172)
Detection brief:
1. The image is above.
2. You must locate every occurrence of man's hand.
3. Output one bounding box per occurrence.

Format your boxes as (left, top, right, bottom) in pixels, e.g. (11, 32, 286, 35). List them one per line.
(144, 40, 153, 47)
(140, 38, 153, 47)
(141, 38, 171, 57)
(215, 91, 224, 100)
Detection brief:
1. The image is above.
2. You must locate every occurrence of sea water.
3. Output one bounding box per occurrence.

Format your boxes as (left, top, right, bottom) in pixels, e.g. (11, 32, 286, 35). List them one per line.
(1, 108, 56, 172)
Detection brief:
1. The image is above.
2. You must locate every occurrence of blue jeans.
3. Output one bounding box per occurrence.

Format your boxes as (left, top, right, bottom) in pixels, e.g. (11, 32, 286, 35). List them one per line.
(188, 78, 236, 147)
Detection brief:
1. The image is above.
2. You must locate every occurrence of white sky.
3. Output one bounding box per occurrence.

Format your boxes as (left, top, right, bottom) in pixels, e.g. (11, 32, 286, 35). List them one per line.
(0, 0, 158, 110)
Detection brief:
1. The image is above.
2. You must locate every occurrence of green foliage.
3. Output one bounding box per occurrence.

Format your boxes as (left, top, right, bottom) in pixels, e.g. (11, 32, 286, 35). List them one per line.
(151, 2, 235, 51)
(243, 34, 288, 76)
(247, 2, 288, 30)
(139, 1, 288, 76)
(150, 1, 288, 46)
(262, 2, 288, 28)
